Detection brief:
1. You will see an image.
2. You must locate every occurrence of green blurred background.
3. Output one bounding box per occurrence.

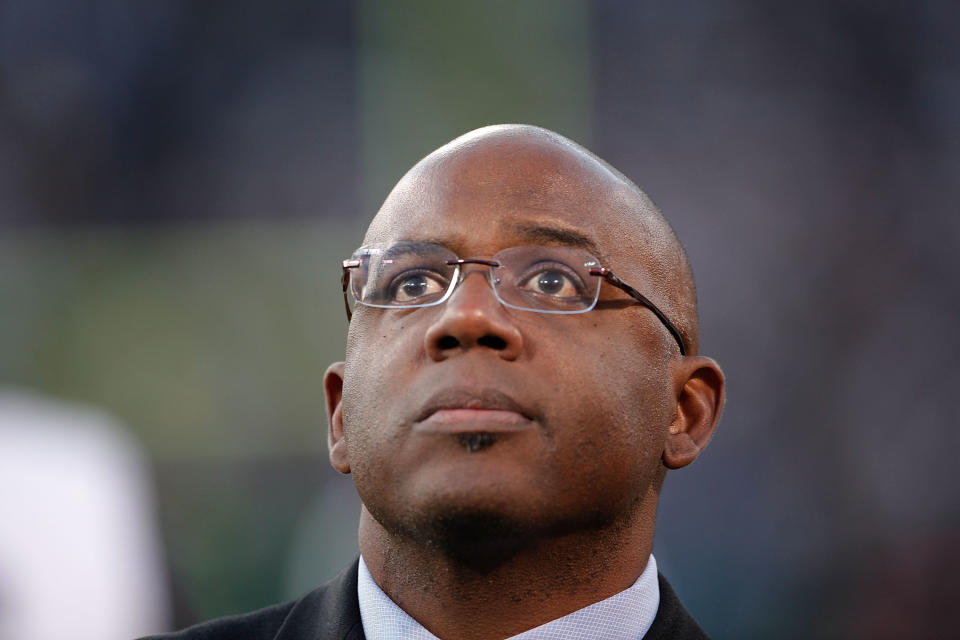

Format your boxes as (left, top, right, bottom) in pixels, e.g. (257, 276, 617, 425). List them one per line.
(2, 1, 958, 638)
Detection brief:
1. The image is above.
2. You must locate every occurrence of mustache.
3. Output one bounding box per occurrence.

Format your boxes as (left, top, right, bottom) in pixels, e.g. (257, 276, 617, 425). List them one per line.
(414, 387, 534, 422)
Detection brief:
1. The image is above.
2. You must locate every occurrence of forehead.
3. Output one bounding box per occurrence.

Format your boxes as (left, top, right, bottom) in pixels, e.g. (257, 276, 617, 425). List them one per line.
(363, 135, 661, 267)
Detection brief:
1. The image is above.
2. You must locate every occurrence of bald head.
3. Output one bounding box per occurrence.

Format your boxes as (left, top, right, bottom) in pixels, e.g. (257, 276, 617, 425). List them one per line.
(365, 125, 700, 353)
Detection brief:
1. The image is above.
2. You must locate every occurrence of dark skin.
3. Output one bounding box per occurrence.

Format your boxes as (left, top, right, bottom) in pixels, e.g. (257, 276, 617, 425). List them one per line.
(324, 125, 724, 640)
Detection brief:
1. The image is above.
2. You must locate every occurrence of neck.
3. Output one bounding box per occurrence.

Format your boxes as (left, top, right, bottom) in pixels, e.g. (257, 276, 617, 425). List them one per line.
(358, 490, 659, 640)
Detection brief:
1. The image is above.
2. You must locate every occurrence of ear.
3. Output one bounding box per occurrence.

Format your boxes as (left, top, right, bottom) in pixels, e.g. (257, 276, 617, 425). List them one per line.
(663, 356, 725, 470)
(324, 361, 351, 474)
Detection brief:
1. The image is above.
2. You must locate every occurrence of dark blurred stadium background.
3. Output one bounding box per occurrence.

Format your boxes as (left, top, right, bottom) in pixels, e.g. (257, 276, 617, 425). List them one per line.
(1, 1, 958, 638)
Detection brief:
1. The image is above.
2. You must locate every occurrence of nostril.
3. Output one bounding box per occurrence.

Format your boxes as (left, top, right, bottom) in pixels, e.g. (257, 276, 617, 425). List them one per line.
(437, 336, 459, 350)
(477, 334, 507, 350)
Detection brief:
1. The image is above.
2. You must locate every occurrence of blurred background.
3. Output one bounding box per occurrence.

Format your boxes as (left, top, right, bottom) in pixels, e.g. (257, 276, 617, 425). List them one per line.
(1, 1, 957, 638)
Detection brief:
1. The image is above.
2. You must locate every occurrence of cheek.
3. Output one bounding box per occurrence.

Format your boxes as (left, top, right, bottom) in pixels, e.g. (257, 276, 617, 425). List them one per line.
(340, 317, 422, 459)
(570, 324, 672, 400)
(550, 330, 674, 462)
(344, 313, 422, 393)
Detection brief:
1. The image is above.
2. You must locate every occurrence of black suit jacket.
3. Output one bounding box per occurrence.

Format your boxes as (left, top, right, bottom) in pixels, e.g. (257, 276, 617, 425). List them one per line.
(142, 558, 708, 640)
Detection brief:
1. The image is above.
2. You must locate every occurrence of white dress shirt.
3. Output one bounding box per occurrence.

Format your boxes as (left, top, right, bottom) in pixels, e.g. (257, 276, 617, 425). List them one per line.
(357, 554, 660, 640)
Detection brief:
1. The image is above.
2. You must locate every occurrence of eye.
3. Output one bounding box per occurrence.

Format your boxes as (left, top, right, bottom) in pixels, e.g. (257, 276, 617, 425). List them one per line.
(388, 270, 448, 303)
(518, 263, 584, 299)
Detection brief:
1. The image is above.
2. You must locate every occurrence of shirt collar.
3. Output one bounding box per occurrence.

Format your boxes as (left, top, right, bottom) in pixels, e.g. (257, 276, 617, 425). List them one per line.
(357, 554, 660, 640)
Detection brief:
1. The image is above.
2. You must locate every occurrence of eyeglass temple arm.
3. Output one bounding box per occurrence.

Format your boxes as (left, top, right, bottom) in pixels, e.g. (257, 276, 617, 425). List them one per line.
(590, 267, 687, 356)
(342, 259, 360, 321)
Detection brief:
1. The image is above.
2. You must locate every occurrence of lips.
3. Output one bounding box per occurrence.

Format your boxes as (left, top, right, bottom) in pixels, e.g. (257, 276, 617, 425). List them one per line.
(413, 387, 535, 433)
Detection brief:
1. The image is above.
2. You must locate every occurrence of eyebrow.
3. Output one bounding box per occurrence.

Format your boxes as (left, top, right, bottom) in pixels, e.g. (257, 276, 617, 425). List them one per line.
(510, 223, 603, 258)
(397, 223, 605, 261)
(369, 241, 450, 283)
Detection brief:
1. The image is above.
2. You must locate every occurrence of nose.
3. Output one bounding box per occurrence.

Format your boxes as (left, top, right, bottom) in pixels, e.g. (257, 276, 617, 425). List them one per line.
(424, 269, 524, 361)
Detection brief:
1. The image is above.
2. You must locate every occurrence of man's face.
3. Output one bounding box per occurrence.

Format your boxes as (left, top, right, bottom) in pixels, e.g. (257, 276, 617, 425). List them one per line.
(333, 135, 685, 550)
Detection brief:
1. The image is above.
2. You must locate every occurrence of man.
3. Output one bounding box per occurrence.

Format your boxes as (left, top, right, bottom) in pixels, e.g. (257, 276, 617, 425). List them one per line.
(147, 124, 725, 639)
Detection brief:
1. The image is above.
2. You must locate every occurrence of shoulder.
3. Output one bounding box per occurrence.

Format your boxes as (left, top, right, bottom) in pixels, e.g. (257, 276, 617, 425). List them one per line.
(644, 572, 711, 640)
(138, 559, 364, 640)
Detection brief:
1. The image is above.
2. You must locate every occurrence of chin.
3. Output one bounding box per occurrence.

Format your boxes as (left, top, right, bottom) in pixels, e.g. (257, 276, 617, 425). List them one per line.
(368, 488, 624, 574)
(422, 506, 541, 573)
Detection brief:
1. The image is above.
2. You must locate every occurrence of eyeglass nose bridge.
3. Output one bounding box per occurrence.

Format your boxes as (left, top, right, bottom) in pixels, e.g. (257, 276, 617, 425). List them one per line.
(442, 257, 503, 302)
(445, 258, 501, 268)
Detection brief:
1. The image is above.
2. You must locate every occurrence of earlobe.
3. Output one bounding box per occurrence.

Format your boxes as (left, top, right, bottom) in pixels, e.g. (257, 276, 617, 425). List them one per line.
(663, 356, 725, 470)
(324, 361, 351, 474)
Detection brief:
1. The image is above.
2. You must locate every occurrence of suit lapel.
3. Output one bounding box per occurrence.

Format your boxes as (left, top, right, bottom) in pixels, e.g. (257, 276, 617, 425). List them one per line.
(642, 572, 709, 640)
(273, 558, 366, 640)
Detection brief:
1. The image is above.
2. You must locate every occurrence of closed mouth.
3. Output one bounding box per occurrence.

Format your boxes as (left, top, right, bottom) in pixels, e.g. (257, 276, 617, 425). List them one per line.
(416, 387, 532, 421)
(413, 387, 534, 434)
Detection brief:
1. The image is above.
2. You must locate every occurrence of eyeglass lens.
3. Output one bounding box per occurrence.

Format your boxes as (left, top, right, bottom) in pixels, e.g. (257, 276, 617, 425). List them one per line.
(349, 242, 603, 314)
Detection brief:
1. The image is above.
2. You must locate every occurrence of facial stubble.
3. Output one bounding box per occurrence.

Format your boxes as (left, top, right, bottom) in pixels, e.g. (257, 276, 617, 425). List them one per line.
(355, 434, 650, 575)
